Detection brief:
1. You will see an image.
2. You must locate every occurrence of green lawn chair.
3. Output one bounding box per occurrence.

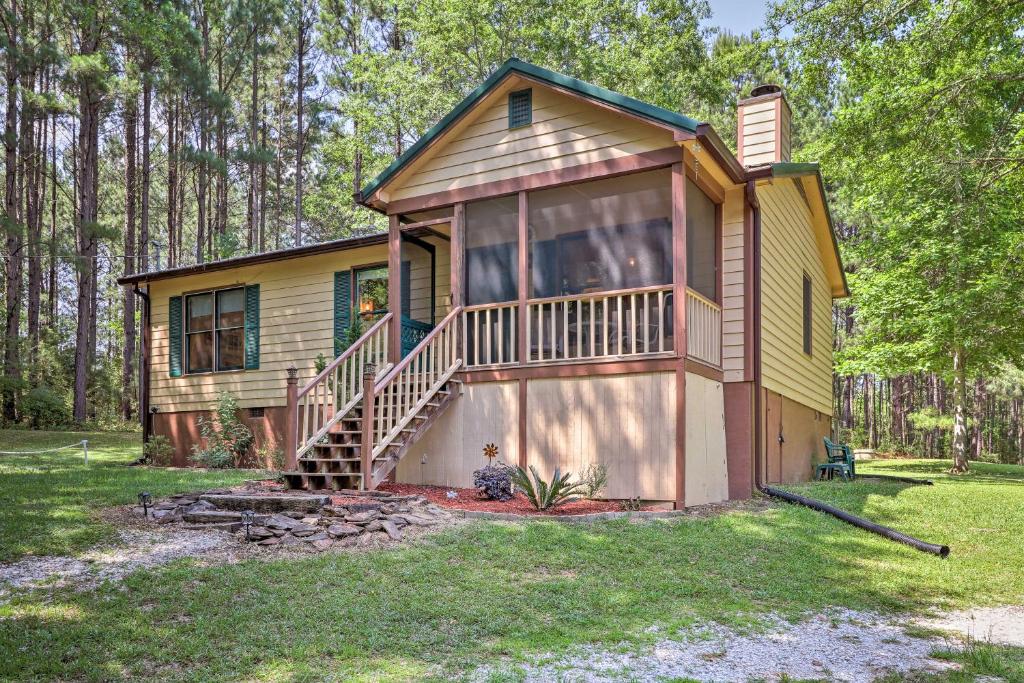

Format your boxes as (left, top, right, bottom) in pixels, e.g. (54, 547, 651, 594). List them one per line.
(822, 436, 855, 480)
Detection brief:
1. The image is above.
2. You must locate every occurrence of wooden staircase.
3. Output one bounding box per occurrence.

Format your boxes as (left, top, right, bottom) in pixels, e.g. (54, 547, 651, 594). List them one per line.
(283, 307, 463, 492)
(282, 379, 461, 491)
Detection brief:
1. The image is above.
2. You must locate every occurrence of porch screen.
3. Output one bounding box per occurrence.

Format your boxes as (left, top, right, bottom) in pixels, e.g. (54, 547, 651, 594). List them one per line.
(527, 169, 672, 298)
(465, 195, 518, 305)
(686, 178, 717, 301)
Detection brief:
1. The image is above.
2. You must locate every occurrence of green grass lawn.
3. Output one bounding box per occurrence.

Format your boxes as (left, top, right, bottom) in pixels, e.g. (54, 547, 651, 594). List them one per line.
(0, 430, 265, 563)
(1, 432, 1022, 681)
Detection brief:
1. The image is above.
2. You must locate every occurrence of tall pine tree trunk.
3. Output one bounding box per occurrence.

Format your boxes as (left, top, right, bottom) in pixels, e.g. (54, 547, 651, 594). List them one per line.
(3, 3, 22, 421)
(294, 0, 305, 246)
(73, 19, 102, 423)
(140, 74, 151, 271)
(122, 89, 138, 421)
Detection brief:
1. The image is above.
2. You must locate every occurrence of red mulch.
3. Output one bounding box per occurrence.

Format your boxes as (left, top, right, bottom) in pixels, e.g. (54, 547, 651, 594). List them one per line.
(376, 482, 655, 515)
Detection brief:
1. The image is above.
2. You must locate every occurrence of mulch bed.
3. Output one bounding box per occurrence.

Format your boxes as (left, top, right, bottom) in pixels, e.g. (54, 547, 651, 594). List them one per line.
(376, 482, 657, 515)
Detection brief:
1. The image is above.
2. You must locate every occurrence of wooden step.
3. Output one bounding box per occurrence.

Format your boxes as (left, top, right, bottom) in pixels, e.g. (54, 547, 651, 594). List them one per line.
(298, 457, 361, 463)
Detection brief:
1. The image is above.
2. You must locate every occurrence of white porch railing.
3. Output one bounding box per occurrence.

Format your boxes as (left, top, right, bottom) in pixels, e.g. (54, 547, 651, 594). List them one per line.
(369, 307, 463, 462)
(686, 289, 721, 366)
(525, 285, 675, 363)
(295, 313, 391, 458)
(462, 302, 518, 367)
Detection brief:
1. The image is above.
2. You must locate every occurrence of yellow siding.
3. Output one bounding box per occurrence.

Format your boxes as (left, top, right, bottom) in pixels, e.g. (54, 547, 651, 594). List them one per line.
(527, 373, 676, 500)
(721, 186, 746, 382)
(390, 80, 675, 202)
(758, 179, 834, 416)
(407, 234, 451, 323)
(149, 245, 388, 413)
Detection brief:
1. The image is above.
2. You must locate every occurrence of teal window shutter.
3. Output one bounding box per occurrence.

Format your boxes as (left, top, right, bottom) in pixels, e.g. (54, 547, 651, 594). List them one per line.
(334, 270, 352, 356)
(168, 296, 183, 377)
(244, 284, 260, 369)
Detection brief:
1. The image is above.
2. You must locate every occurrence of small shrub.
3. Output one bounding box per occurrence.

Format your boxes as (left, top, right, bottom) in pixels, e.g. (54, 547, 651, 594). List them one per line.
(256, 442, 286, 471)
(620, 497, 642, 512)
(20, 386, 70, 430)
(191, 392, 254, 468)
(144, 435, 175, 466)
(511, 465, 582, 510)
(473, 463, 515, 501)
(579, 463, 609, 499)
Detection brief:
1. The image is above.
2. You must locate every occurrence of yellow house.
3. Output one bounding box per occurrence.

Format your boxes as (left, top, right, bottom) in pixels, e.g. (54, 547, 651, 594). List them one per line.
(119, 59, 848, 507)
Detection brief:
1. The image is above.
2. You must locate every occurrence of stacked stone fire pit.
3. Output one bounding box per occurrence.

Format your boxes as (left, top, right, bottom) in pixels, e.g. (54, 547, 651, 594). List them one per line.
(136, 487, 451, 551)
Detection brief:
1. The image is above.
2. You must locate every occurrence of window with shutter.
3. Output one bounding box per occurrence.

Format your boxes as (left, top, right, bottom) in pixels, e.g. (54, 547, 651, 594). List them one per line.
(802, 273, 813, 355)
(168, 296, 183, 377)
(244, 285, 260, 369)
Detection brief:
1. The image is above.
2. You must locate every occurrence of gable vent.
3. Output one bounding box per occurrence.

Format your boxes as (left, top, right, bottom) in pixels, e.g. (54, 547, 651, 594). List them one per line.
(508, 89, 532, 128)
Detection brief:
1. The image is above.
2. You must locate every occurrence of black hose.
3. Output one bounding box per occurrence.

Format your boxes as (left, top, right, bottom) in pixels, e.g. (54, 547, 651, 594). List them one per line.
(856, 473, 934, 486)
(761, 485, 950, 558)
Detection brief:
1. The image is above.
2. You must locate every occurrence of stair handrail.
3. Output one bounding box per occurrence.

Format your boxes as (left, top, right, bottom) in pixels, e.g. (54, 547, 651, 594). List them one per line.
(364, 306, 463, 482)
(292, 312, 393, 460)
(298, 312, 392, 398)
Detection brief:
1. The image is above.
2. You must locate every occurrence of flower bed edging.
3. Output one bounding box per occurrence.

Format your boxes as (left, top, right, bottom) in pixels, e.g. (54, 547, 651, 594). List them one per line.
(450, 509, 688, 522)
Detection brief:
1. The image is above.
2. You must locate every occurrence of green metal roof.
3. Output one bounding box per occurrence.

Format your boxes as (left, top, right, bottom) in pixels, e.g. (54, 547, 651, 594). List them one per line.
(357, 58, 702, 203)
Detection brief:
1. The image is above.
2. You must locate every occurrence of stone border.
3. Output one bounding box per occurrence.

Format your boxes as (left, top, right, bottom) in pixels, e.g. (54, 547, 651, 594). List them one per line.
(450, 509, 687, 522)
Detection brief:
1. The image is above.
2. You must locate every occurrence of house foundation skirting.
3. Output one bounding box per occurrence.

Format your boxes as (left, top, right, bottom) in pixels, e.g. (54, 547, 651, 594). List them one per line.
(396, 370, 730, 505)
(152, 406, 287, 467)
(761, 388, 831, 484)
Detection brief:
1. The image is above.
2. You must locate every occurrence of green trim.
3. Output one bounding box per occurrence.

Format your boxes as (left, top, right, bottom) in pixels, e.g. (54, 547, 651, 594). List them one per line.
(769, 161, 820, 178)
(244, 285, 260, 370)
(767, 161, 850, 297)
(358, 58, 701, 202)
(168, 296, 183, 378)
(333, 270, 352, 357)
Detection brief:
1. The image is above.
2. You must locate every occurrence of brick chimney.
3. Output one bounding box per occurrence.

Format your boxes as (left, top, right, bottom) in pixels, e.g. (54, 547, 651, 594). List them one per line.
(736, 84, 791, 166)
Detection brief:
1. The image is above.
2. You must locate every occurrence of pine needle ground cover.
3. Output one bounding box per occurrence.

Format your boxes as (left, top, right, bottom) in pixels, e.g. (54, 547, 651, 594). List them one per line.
(1, 433, 1022, 681)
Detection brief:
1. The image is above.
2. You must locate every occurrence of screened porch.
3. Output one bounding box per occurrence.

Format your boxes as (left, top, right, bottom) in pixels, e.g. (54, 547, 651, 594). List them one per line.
(440, 167, 722, 368)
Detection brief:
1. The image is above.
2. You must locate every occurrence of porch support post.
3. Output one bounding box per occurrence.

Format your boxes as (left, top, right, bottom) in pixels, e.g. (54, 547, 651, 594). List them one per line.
(517, 191, 528, 365)
(672, 157, 688, 509)
(285, 365, 298, 471)
(388, 214, 401, 364)
(451, 202, 465, 359)
(361, 362, 377, 490)
(517, 191, 529, 469)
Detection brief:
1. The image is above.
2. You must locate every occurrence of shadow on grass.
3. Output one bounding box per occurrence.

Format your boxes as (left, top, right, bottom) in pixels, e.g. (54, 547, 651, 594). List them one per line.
(0, 505, 981, 681)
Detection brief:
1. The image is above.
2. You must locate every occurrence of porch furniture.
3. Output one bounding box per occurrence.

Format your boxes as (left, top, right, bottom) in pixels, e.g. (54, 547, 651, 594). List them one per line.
(815, 461, 852, 481)
(823, 437, 856, 479)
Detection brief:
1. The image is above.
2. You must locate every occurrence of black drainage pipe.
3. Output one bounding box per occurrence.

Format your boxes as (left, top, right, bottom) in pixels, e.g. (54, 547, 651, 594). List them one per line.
(761, 485, 950, 558)
(856, 474, 934, 486)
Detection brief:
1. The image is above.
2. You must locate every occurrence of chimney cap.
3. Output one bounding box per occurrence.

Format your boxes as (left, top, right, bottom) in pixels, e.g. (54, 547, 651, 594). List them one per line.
(750, 83, 783, 98)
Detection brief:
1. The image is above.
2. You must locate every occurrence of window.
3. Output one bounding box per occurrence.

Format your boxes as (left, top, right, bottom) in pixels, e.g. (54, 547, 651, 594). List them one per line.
(528, 169, 672, 298)
(802, 273, 813, 355)
(686, 179, 718, 301)
(185, 287, 245, 373)
(248, 407, 265, 419)
(355, 266, 389, 322)
(508, 89, 532, 128)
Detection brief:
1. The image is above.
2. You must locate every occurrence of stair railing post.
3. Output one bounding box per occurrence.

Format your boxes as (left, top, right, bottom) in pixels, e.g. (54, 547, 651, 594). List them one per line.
(285, 365, 299, 470)
(361, 362, 377, 490)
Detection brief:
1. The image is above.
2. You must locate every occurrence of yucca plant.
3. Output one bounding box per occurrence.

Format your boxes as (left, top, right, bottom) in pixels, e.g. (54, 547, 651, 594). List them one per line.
(511, 465, 583, 510)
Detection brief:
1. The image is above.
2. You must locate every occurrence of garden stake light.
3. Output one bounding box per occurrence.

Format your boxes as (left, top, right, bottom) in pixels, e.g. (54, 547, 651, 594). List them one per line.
(241, 510, 256, 541)
(138, 491, 152, 518)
